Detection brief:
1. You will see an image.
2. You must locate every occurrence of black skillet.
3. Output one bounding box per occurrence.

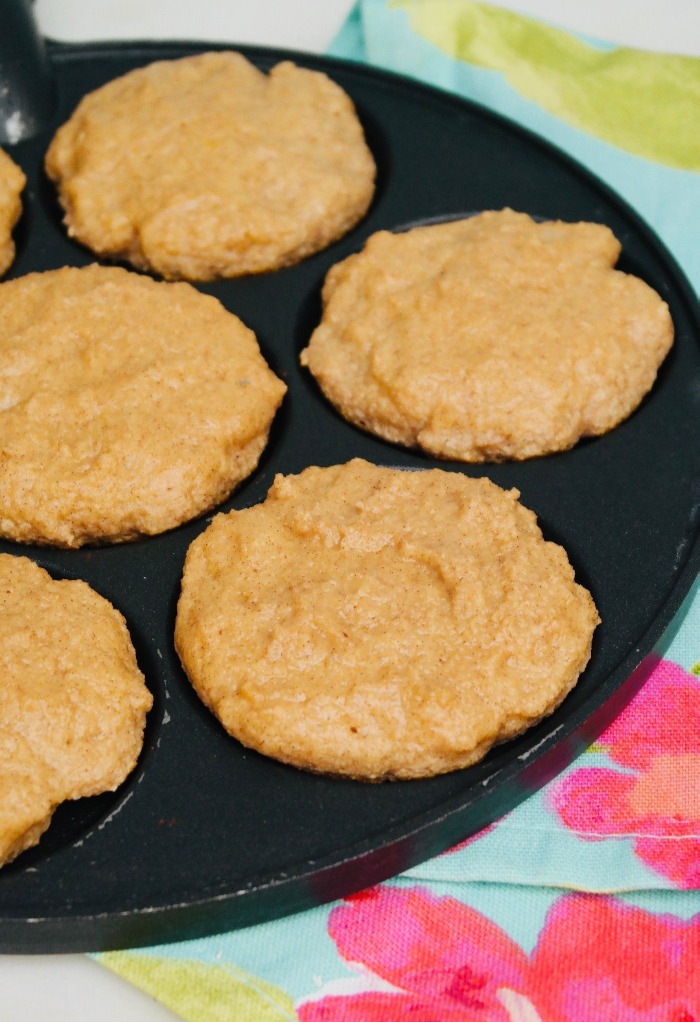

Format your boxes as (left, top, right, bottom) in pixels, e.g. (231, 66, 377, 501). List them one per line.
(0, 0, 698, 952)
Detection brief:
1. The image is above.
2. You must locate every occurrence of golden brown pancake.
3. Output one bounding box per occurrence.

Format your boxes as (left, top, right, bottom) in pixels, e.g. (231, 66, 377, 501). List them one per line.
(301, 209, 673, 461)
(45, 51, 376, 280)
(175, 459, 599, 780)
(0, 553, 152, 866)
(0, 147, 25, 276)
(0, 263, 286, 547)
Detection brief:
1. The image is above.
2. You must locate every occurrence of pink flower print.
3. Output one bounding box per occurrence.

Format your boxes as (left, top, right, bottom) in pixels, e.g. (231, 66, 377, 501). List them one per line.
(297, 886, 700, 1021)
(548, 655, 700, 887)
(298, 886, 534, 1021)
(598, 656, 700, 770)
(530, 894, 700, 1021)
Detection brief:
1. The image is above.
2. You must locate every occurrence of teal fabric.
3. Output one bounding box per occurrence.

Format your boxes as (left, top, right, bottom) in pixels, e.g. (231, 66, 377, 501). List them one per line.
(329, 0, 700, 295)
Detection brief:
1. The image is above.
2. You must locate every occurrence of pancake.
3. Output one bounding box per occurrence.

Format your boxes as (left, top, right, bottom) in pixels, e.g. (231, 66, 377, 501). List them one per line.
(301, 209, 674, 461)
(0, 147, 25, 276)
(45, 51, 376, 280)
(0, 263, 286, 547)
(175, 459, 599, 780)
(0, 553, 152, 867)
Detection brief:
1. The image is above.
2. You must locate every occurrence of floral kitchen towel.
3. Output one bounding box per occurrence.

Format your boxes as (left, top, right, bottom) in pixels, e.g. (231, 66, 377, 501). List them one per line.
(96, 644, 700, 1019)
(330, 0, 700, 293)
(96, 3, 700, 1018)
(100, 883, 700, 1019)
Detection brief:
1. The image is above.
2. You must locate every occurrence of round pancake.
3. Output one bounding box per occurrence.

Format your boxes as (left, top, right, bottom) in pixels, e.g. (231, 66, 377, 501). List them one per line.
(45, 51, 376, 281)
(175, 459, 599, 781)
(0, 264, 286, 547)
(0, 147, 25, 276)
(0, 553, 152, 867)
(300, 209, 674, 462)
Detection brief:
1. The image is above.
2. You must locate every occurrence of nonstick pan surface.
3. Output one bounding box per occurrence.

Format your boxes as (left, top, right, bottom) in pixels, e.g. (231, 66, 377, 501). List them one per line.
(1, 41, 698, 952)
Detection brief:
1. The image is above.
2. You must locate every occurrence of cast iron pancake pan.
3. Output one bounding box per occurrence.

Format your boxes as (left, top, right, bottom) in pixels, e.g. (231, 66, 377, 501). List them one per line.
(0, 40, 698, 952)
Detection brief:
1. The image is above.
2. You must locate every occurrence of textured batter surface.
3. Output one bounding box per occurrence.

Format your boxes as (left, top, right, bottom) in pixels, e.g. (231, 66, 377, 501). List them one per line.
(0, 554, 152, 866)
(301, 209, 674, 462)
(45, 51, 376, 281)
(0, 148, 25, 277)
(175, 459, 599, 780)
(0, 264, 286, 547)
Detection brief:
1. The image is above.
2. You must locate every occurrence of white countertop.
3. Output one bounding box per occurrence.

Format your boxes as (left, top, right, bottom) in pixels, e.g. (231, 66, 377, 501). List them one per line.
(3, 1, 699, 1019)
(33, 0, 700, 55)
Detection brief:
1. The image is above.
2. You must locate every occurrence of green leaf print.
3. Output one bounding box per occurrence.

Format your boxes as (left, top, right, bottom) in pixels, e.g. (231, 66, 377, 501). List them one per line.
(97, 952, 298, 1022)
(392, 0, 700, 169)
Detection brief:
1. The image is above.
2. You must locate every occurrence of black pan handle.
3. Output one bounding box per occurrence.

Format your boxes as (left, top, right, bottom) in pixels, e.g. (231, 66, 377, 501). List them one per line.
(0, 0, 55, 144)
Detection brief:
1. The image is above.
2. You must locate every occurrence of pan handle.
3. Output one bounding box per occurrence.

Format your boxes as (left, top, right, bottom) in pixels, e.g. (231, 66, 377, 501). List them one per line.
(0, 0, 55, 144)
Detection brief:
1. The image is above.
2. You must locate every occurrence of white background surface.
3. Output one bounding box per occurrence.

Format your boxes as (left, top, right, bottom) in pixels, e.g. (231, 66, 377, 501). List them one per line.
(3, 1, 699, 1019)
